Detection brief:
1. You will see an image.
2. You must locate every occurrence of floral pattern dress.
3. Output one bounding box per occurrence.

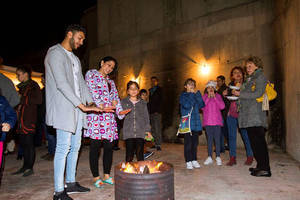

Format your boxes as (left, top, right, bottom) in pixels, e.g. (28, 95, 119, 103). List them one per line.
(84, 69, 124, 142)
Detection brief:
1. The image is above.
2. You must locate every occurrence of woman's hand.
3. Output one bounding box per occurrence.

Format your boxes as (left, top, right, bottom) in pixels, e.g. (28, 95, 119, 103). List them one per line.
(232, 90, 240, 96)
(103, 105, 116, 112)
(2, 123, 11, 132)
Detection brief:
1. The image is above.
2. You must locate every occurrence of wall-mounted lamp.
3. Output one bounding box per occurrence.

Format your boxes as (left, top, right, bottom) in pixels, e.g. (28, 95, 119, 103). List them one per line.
(131, 76, 140, 84)
(200, 63, 210, 75)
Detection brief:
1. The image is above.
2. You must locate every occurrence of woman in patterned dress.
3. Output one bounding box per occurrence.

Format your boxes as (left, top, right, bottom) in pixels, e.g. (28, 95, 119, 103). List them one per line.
(85, 56, 130, 187)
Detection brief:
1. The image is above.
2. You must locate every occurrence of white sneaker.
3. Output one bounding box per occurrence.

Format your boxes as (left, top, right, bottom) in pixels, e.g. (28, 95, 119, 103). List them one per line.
(186, 161, 193, 169)
(216, 157, 222, 166)
(191, 160, 201, 168)
(204, 157, 213, 165)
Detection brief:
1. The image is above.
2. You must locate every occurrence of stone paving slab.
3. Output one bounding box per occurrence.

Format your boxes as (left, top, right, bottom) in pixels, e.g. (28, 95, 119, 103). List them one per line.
(1, 143, 299, 200)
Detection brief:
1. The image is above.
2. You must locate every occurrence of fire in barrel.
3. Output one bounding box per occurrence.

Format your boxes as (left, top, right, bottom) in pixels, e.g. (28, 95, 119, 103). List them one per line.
(115, 160, 174, 200)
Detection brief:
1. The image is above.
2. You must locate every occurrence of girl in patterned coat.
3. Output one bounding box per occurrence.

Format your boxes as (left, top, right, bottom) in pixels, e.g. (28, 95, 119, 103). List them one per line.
(85, 56, 130, 187)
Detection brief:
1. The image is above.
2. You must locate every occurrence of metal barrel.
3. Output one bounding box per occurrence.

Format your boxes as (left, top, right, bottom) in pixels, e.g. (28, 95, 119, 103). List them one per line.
(115, 161, 174, 200)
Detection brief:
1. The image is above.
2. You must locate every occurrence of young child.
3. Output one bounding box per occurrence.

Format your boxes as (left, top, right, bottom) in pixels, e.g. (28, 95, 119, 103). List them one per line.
(121, 81, 152, 162)
(202, 81, 225, 166)
(0, 93, 17, 185)
(140, 89, 154, 160)
(179, 78, 205, 169)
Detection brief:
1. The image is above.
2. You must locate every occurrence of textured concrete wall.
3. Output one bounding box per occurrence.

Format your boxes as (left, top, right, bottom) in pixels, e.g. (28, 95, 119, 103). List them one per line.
(90, 0, 283, 148)
(81, 6, 97, 72)
(273, 0, 300, 161)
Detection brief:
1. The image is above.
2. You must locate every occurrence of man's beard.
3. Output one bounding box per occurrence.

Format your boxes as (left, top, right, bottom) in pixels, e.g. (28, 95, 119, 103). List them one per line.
(69, 37, 76, 50)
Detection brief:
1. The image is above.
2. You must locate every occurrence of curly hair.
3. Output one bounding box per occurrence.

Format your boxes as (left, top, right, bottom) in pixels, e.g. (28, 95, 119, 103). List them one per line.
(245, 56, 263, 69)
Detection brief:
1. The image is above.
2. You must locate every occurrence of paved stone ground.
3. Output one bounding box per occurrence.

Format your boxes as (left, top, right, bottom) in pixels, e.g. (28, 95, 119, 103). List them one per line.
(1, 142, 299, 200)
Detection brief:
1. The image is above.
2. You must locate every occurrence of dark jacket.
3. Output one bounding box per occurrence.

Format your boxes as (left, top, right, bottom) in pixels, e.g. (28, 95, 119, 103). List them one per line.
(217, 83, 230, 119)
(179, 91, 205, 132)
(17, 79, 42, 134)
(121, 97, 151, 140)
(0, 96, 17, 141)
(149, 86, 162, 114)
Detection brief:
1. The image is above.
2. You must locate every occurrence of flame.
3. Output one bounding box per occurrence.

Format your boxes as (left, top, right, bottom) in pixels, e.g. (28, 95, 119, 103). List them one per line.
(121, 161, 164, 174)
(122, 163, 137, 173)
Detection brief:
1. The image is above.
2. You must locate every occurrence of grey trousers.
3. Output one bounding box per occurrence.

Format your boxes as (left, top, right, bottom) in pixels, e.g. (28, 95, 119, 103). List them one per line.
(150, 113, 162, 146)
(205, 125, 221, 157)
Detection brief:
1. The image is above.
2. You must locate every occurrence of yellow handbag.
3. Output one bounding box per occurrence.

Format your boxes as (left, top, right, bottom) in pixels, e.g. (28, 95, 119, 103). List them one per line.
(256, 82, 277, 102)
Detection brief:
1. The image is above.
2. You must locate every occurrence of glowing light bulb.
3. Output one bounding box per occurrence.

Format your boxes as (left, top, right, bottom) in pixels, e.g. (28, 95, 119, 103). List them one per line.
(200, 63, 210, 75)
(131, 76, 140, 84)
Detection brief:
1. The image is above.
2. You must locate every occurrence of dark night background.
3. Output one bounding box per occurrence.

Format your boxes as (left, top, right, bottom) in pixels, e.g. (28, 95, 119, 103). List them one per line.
(0, 0, 97, 72)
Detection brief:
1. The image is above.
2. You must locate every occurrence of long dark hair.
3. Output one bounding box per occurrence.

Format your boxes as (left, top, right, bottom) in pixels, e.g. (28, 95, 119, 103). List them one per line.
(98, 56, 118, 72)
(230, 66, 245, 82)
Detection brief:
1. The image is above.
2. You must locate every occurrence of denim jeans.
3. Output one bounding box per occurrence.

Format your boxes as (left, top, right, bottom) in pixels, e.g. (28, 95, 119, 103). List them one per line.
(220, 117, 228, 152)
(227, 116, 253, 157)
(54, 111, 83, 193)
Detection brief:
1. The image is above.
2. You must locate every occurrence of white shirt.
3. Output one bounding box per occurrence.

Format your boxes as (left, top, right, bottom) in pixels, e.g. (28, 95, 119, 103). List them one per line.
(63, 48, 81, 98)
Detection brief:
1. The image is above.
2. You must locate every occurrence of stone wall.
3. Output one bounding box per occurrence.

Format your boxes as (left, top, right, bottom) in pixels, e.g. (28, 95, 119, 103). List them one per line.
(89, 0, 284, 149)
(273, 0, 300, 161)
(80, 6, 97, 72)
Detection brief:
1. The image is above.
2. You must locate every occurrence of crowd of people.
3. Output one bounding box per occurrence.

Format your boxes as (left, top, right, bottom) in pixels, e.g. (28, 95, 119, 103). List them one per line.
(180, 57, 271, 178)
(0, 24, 272, 200)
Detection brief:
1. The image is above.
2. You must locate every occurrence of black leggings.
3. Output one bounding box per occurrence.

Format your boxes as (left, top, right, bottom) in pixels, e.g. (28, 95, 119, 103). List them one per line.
(246, 126, 270, 171)
(19, 134, 35, 170)
(89, 139, 113, 177)
(125, 138, 144, 162)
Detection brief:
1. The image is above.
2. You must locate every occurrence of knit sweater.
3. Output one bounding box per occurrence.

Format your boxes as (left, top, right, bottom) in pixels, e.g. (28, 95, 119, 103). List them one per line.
(121, 97, 151, 140)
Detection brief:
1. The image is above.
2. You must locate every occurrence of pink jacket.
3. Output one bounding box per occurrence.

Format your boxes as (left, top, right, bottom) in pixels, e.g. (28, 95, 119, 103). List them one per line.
(202, 93, 225, 127)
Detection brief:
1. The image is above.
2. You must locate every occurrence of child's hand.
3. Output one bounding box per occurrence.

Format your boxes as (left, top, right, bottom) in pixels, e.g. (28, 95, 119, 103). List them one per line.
(208, 91, 215, 98)
(2, 123, 11, 132)
(145, 132, 153, 141)
(119, 109, 131, 115)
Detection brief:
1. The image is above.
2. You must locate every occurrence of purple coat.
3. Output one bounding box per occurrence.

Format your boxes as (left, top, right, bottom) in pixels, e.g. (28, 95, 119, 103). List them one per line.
(202, 93, 225, 127)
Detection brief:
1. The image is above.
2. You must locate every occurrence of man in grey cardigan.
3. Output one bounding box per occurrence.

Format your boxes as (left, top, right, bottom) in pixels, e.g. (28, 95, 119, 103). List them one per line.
(45, 24, 102, 200)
